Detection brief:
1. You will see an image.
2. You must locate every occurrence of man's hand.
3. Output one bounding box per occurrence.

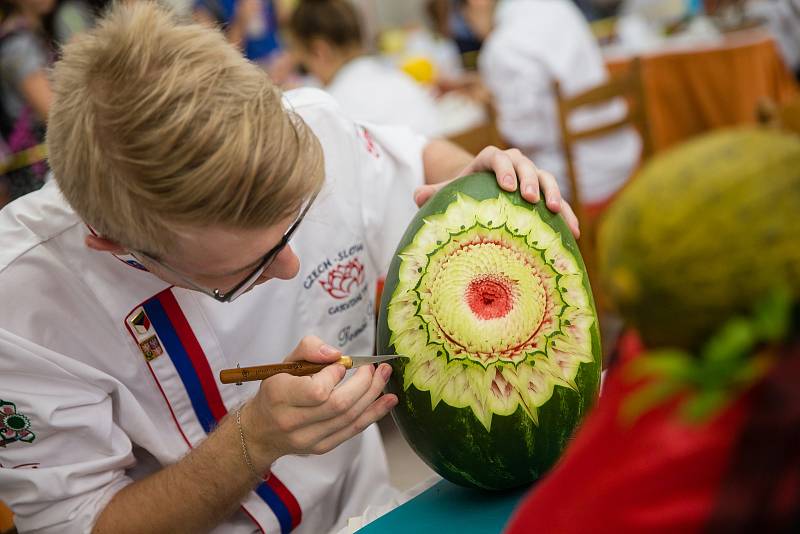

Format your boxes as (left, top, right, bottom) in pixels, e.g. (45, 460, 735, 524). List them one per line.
(92, 336, 393, 534)
(417, 144, 580, 238)
(242, 336, 397, 471)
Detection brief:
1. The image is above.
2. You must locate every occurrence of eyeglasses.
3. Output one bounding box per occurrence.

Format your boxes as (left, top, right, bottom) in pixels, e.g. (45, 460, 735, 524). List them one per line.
(133, 191, 318, 303)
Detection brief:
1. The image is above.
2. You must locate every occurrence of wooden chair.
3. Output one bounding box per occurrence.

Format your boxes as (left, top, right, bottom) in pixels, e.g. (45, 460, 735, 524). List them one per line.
(446, 103, 508, 155)
(554, 57, 652, 229)
(756, 95, 800, 135)
(0, 501, 14, 534)
(553, 57, 653, 312)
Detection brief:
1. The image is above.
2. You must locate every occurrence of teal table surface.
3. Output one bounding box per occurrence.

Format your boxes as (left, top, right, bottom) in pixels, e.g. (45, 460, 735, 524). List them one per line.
(357, 479, 532, 533)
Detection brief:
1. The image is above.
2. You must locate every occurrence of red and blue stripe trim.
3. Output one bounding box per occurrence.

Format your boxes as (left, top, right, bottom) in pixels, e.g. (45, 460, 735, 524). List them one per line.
(143, 289, 302, 533)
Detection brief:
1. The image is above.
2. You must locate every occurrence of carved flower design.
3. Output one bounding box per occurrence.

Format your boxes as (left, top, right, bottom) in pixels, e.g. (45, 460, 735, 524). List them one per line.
(387, 193, 595, 430)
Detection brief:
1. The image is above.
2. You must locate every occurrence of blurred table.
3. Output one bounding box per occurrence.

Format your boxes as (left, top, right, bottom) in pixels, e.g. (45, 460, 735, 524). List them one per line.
(434, 92, 489, 138)
(435, 91, 505, 155)
(606, 30, 799, 152)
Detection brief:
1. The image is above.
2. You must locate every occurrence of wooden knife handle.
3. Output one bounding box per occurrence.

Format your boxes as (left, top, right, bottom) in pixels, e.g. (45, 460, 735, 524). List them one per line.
(219, 356, 354, 384)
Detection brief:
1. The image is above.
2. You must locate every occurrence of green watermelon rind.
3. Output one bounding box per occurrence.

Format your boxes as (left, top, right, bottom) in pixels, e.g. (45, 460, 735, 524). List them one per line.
(377, 172, 601, 490)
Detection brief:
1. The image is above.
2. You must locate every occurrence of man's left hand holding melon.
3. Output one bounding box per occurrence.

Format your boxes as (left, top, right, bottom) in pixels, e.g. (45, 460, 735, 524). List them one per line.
(418, 142, 580, 238)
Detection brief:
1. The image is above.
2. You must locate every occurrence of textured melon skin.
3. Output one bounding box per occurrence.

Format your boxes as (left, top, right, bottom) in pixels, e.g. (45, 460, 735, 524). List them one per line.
(377, 172, 601, 490)
(598, 129, 800, 351)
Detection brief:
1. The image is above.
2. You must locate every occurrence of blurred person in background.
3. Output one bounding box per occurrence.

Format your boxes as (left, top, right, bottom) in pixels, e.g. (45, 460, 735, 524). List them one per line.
(456, 0, 641, 205)
(747, 0, 800, 80)
(0, 0, 55, 204)
(428, 0, 484, 68)
(48, 0, 107, 45)
(288, 0, 442, 137)
(193, 0, 296, 82)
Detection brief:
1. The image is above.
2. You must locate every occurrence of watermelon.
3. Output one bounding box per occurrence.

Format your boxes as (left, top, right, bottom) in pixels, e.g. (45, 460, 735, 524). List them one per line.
(377, 172, 601, 490)
(598, 129, 800, 350)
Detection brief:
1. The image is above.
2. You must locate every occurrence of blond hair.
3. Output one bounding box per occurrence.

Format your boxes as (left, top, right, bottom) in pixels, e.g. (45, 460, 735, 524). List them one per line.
(47, 1, 324, 257)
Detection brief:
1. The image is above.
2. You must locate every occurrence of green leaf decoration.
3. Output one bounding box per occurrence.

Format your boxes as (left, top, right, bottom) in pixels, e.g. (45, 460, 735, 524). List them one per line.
(752, 288, 792, 342)
(622, 288, 792, 425)
(679, 389, 730, 423)
(620, 378, 684, 425)
(625, 351, 695, 381)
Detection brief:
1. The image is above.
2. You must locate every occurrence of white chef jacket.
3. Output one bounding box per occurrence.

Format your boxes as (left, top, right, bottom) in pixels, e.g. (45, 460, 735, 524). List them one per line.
(325, 56, 442, 138)
(0, 88, 426, 534)
(480, 0, 641, 204)
(747, 0, 800, 72)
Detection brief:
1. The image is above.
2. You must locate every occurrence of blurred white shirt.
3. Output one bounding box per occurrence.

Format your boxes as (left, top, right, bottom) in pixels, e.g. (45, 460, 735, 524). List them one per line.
(480, 0, 641, 203)
(325, 56, 441, 137)
(747, 0, 800, 72)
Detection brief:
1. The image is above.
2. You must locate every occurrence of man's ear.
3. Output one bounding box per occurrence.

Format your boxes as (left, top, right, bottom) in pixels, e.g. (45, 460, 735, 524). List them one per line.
(85, 234, 127, 254)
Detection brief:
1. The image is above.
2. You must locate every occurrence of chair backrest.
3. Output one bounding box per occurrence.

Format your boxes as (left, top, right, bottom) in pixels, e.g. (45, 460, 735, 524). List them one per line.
(446, 102, 507, 155)
(0, 500, 14, 534)
(756, 95, 800, 135)
(553, 58, 652, 315)
(553, 57, 652, 225)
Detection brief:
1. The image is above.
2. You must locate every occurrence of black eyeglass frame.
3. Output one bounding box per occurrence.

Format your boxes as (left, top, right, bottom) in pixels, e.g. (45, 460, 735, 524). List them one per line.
(133, 191, 318, 303)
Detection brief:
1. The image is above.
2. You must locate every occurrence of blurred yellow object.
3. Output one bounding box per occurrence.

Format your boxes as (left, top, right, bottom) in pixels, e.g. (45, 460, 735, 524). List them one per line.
(757, 95, 800, 134)
(379, 29, 407, 55)
(400, 56, 436, 85)
(590, 17, 617, 44)
(461, 50, 479, 71)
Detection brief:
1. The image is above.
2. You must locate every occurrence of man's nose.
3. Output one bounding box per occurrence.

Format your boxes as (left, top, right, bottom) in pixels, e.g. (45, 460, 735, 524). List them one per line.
(261, 244, 300, 281)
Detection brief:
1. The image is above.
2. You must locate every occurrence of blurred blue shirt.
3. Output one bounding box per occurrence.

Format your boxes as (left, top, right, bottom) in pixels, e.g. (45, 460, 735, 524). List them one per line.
(194, 0, 281, 62)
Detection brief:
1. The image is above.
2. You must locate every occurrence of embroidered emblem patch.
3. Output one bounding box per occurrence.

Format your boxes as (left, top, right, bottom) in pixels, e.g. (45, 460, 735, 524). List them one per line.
(0, 400, 35, 447)
(127, 306, 164, 361)
(127, 307, 155, 340)
(319, 258, 365, 299)
(139, 335, 164, 361)
(131, 309, 152, 336)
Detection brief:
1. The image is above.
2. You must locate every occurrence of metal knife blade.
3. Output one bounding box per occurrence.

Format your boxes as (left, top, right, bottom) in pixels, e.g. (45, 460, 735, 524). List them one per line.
(347, 354, 406, 367)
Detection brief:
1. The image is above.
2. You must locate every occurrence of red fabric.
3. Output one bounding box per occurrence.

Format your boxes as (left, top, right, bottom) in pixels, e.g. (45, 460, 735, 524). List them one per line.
(266, 475, 303, 530)
(505, 353, 751, 534)
(158, 290, 229, 422)
(616, 329, 645, 365)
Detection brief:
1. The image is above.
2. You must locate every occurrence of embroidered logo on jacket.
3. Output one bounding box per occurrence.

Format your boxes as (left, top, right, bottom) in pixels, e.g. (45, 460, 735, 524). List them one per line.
(126, 307, 165, 361)
(303, 243, 372, 315)
(319, 258, 365, 299)
(337, 318, 369, 348)
(360, 127, 381, 159)
(0, 400, 35, 447)
(302, 243, 365, 291)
